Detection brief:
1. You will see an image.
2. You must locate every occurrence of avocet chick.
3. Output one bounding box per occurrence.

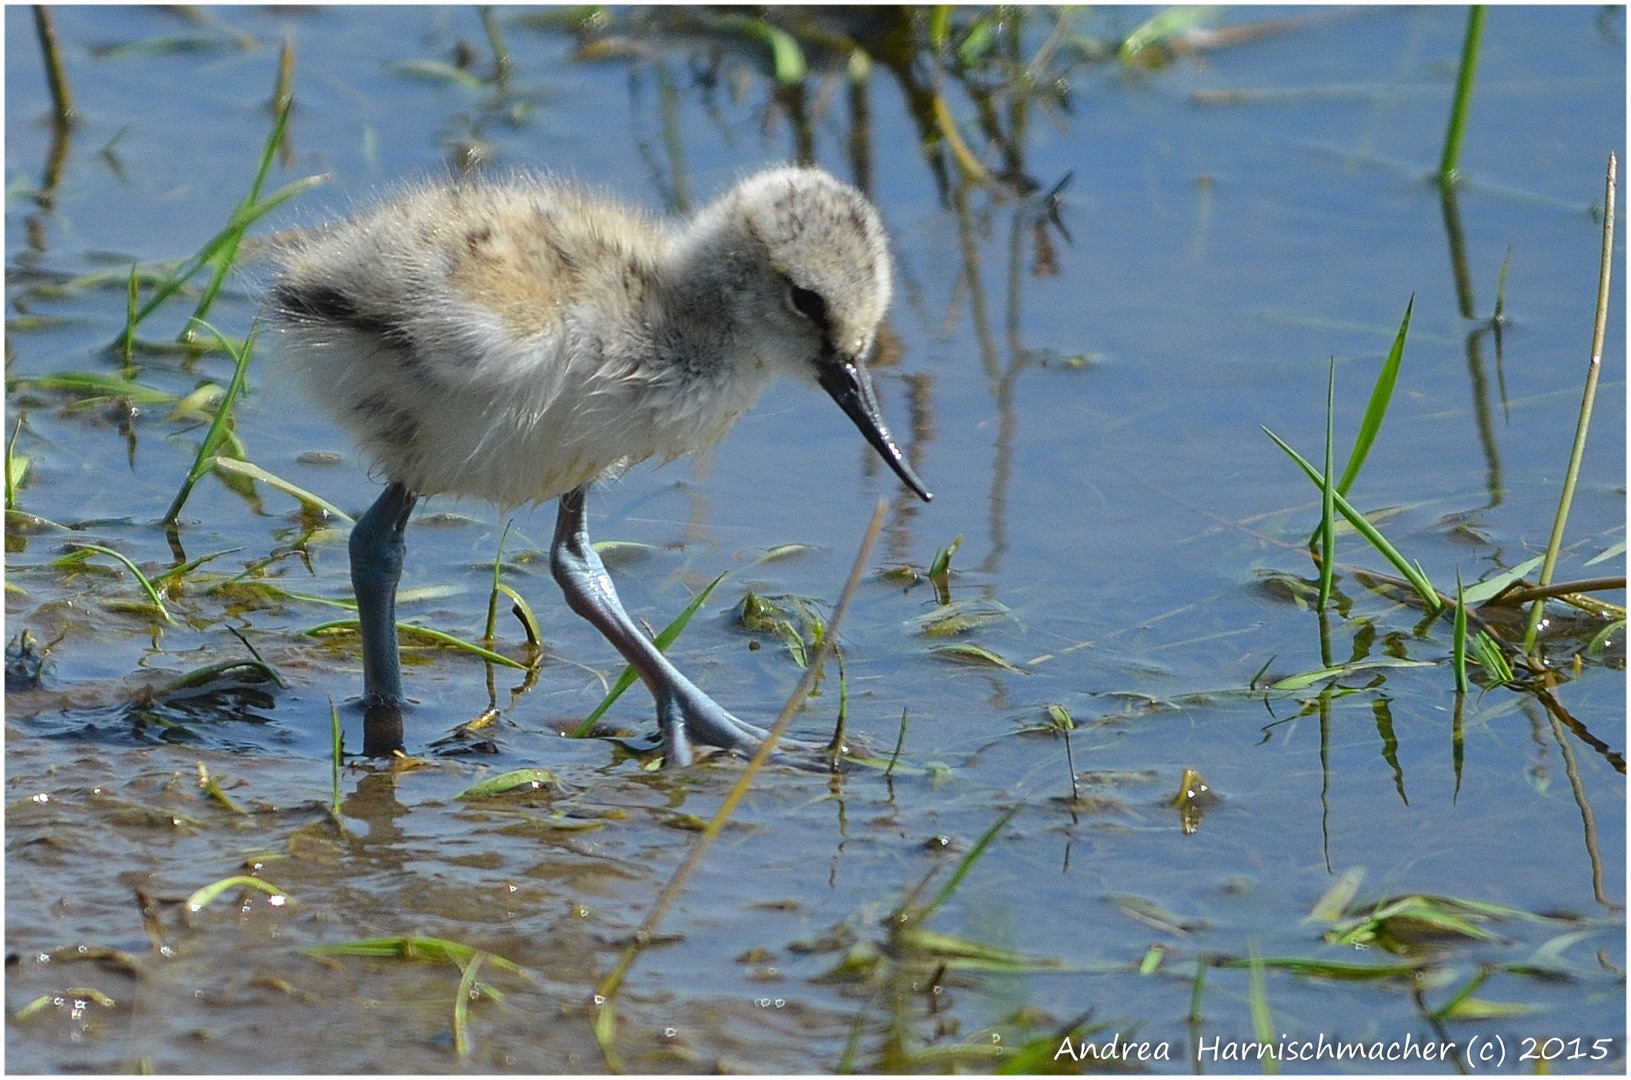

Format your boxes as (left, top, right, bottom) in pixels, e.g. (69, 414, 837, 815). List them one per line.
(270, 166, 930, 765)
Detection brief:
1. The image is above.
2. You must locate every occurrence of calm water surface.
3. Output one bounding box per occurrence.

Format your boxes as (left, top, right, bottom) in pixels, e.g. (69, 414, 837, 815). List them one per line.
(5, 6, 1624, 1072)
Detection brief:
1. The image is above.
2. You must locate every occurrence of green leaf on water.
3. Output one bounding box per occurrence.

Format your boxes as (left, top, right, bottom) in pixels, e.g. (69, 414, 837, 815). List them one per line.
(895, 927, 1063, 972)
(1325, 894, 1541, 952)
(930, 643, 1028, 672)
(1108, 894, 1206, 935)
(187, 875, 289, 914)
(386, 58, 488, 90)
(1221, 956, 1422, 980)
(1458, 555, 1544, 605)
(9, 372, 177, 405)
(912, 599, 1010, 637)
(207, 456, 353, 521)
(1306, 867, 1366, 924)
(304, 619, 527, 670)
(1440, 996, 1540, 1020)
(749, 543, 820, 566)
(456, 769, 559, 799)
(163, 658, 282, 691)
(1267, 657, 1434, 691)
(303, 935, 526, 976)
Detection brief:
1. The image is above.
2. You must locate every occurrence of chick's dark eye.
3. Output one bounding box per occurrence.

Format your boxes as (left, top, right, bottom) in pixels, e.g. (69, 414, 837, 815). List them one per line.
(788, 284, 828, 326)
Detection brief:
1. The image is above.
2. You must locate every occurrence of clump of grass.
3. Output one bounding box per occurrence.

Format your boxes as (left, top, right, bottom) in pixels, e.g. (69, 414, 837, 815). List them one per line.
(1266, 298, 1435, 613)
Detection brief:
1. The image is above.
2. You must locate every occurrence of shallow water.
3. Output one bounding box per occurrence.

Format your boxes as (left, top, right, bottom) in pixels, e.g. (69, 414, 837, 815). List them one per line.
(5, 6, 1625, 1073)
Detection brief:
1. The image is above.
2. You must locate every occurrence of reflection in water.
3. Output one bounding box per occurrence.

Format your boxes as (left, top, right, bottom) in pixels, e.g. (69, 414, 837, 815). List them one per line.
(1437, 180, 1506, 507)
(362, 699, 405, 757)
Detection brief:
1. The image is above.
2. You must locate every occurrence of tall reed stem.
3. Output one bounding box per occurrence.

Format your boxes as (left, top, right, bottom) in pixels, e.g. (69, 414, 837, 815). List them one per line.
(1523, 153, 1616, 652)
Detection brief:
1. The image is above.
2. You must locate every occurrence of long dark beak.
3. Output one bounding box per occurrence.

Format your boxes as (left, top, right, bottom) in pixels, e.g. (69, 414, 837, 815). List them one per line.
(817, 356, 932, 502)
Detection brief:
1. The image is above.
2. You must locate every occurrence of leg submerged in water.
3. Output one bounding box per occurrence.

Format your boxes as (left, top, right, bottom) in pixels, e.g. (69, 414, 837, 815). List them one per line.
(550, 485, 773, 765)
(349, 481, 418, 709)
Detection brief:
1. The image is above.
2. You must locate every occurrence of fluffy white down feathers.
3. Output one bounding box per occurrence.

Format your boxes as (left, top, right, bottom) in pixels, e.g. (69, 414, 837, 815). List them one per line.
(270, 167, 894, 509)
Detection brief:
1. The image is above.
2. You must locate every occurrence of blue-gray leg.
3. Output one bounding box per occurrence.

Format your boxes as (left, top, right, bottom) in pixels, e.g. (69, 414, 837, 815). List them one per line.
(350, 481, 418, 712)
(551, 485, 775, 766)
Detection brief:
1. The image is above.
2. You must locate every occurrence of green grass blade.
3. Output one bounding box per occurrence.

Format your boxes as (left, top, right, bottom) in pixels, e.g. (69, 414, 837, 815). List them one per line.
(917, 802, 1023, 921)
(452, 951, 484, 1057)
(1267, 657, 1435, 692)
(150, 546, 244, 587)
(1523, 153, 1614, 651)
(9, 372, 177, 405)
(718, 15, 806, 84)
(1452, 571, 1469, 694)
(123, 263, 139, 368)
(1437, 5, 1485, 184)
(126, 173, 325, 336)
(1247, 941, 1278, 1075)
(186, 875, 288, 914)
(1428, 966, 1491, 1022)
(302, 936, 525, 975)
(1318, 359, 1336, 611)
(162, 658, 280, 691)
(1469, 631, 1514, 686)
(1337, 295, 1412, 496)
(483, 520, 514, 640)
(206, 457, 353, 522)
(330, 699, 344, 821)
(495, 584, 541, 648)
(883, 707, 909, 778)
(163, 322, 255, 526)
(182, 97, 294, 340)
(75, 543, 173, 623)
(5, 416, 25, 510)
(1263, 426, 1441, 612)
(456, 768, 558, 799)
(305, 619, 527, 670)
(570, 571, 727, 737)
